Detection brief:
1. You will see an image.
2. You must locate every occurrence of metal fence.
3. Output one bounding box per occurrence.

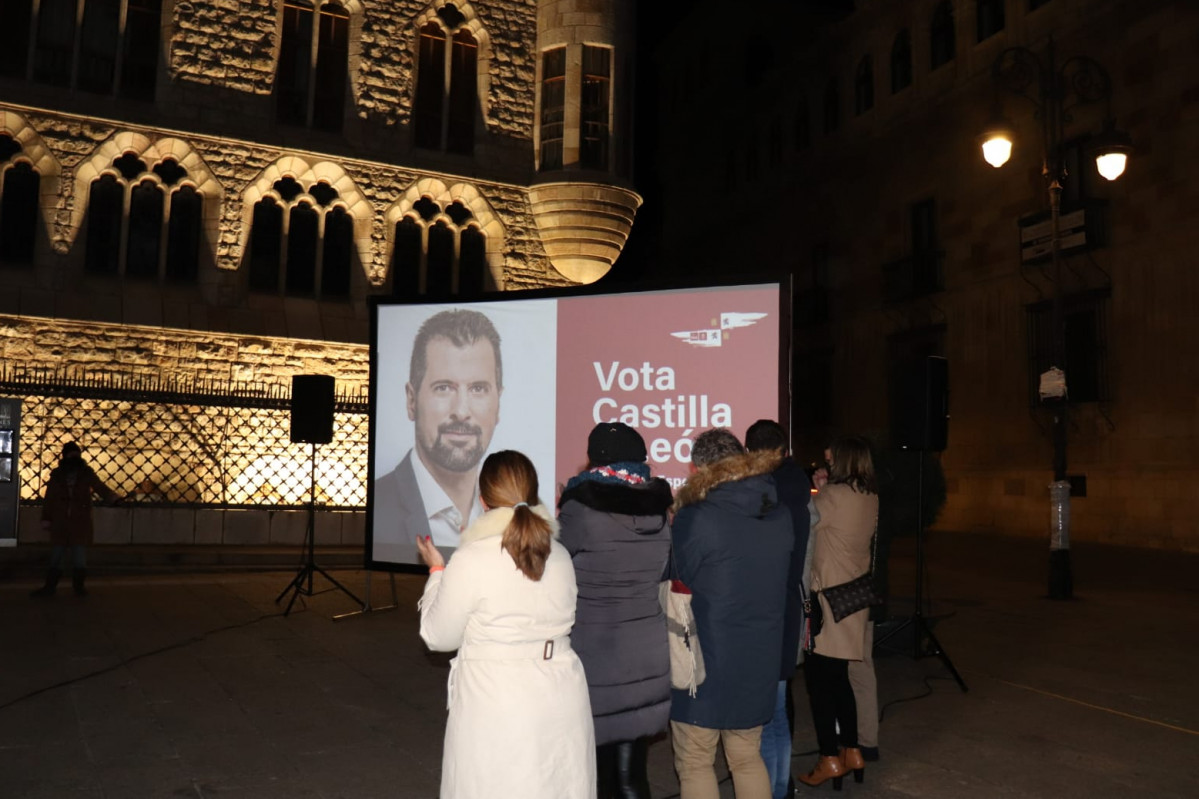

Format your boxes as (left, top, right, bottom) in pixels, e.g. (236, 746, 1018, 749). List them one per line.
(1, 366, 370, 509)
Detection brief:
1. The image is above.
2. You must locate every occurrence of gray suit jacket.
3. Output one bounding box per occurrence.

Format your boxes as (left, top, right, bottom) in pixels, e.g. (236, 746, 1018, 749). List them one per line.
(372, 453, 433, 566)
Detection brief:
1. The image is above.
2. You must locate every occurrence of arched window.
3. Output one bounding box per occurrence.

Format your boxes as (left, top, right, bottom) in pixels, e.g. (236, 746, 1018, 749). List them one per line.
(823, 78, 840, 134)
(854, 56, 874, 116)
(0, 136, 42, 267)
(83, 156, 203, 281)
(891, 30, 912, 93)
(26, 0, 160, 96)
(389, 198, 489, 298)
(930, 1, 955, 70)
(415, 6, 479, 154)
(277, 1, 350, 132)
(248, 178, 354, 299)
(977, 0, 1005, 42)
(794, 97, 810, 150)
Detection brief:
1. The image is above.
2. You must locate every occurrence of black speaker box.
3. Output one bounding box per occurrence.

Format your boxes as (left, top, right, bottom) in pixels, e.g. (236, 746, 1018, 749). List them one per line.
(890, 356, 948, 451)
(290, 374, 335, 444)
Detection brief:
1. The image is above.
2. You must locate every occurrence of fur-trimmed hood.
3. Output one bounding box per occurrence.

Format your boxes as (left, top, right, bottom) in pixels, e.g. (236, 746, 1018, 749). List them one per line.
(673, 449, 783, 512)
(459, 503, 558, 546)
(558, 477, 674, 517)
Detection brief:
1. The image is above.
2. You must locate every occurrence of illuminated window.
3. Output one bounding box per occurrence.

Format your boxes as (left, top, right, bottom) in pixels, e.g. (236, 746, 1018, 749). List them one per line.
(854, 56, 874, 115)
(249, 177, 353, 298)
(25, 0, 160, 98)
(390, 199, 489, 298)
(977, 0, 1004, 42)
(930, 1, 955, 69)
(891, 30, 912, 93)
(277, 1, 350, 132)
(84, 155, 202, 282)
(581, 45, 611, 170)
(0, 135, 40, 267)
(414, 5, 478, 154)
(539, 47, 566, 171)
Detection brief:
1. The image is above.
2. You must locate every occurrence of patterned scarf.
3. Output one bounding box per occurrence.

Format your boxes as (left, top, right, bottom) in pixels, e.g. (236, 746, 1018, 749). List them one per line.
(563, 461, 653, 493)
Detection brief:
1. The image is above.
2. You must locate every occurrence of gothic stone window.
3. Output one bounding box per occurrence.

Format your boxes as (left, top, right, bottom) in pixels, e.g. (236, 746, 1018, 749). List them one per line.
(277, 0, 350, 132)
(248, 177, 352, 298)
(414, 4, 478, 154)
(8, 0, 161, 99)
(977, 0, 1005, 42)
(391, 197, 487, 298)
(539, 47, 566, 170)
(823, 78, 840, 134)
(85, 153, 202, 282)
(930, 1, 956, 70)
(580, 45, 612, 170)
(854, 55, 874, 116)
(891, 30, 912, 93)
(0, 134, 40, 267)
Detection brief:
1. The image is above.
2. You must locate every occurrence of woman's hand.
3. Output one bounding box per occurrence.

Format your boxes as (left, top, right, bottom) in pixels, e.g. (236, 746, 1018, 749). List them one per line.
(415, 535, 445, 571)
(812, 466, 829, 490)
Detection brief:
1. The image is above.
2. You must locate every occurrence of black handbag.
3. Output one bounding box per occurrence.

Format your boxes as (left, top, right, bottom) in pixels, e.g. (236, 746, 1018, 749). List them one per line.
(819, 573, 883, 623)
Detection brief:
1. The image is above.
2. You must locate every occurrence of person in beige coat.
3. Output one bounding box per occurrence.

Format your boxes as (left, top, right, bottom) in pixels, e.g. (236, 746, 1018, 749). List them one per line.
(799, 436, 879, 790)
(416, 450, 596, 799)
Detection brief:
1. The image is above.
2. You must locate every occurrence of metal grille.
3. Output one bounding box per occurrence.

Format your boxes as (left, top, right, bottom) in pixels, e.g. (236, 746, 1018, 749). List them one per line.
(1, 367, 369, 509)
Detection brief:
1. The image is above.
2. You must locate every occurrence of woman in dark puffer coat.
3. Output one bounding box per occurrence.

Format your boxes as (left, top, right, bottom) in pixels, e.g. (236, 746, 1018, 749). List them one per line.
(558, 422, 674, 799)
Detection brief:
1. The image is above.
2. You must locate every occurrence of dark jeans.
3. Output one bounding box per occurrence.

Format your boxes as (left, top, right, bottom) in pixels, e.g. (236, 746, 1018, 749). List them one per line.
(803, 651, 858, 756)
(596, 737, 652, 799)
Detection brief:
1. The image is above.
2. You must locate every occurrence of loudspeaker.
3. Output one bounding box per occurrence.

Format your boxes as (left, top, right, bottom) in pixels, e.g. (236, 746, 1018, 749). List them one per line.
(890, 356, 948, 451)
(290, 374, 335, 444)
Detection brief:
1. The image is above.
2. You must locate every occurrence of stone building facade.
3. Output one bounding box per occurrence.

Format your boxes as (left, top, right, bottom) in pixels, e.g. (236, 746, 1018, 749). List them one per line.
(653, 0, 1199, 551)
(0, 0, 640, 549)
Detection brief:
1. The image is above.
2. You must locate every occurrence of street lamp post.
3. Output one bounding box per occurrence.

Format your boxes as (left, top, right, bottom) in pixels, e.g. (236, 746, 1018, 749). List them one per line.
(981, 37, 1131, 600)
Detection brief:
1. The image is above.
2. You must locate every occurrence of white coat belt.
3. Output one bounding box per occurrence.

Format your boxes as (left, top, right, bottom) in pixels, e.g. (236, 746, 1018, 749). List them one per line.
(458, 635, 572, 661)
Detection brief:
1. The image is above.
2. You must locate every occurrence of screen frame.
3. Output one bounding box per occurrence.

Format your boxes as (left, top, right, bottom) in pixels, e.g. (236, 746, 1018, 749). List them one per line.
(365, 271, 794, 573)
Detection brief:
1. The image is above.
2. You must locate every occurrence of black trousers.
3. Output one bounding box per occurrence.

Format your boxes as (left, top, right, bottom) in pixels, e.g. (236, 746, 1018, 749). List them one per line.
(596, 737, 652, 799)
(803, 651, 859, 757)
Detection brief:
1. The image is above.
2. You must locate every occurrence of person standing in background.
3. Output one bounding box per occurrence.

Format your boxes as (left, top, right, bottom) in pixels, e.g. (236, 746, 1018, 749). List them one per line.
(31, 442, 120, 598)
(669, 428, 793, 799)
(559, 422, 675, 799)
(800, 436, 879, 789)
(744, 419, 813, 799)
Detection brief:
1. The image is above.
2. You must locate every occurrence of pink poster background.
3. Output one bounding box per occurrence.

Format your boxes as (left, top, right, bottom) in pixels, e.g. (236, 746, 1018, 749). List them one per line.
(554, 285, 782, 490)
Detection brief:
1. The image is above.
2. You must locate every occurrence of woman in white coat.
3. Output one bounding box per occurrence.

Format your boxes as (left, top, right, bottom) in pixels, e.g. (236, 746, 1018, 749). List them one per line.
(416, 450, 596, 799)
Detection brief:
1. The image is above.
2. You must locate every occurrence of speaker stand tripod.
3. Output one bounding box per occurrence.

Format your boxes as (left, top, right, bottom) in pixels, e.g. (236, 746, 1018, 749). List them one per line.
(874, 448, 968, 692)
(277, 443, 363, 617)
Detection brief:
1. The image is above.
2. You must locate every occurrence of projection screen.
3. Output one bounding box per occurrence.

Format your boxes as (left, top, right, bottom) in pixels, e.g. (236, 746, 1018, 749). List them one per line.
(367, 281, 787, 571)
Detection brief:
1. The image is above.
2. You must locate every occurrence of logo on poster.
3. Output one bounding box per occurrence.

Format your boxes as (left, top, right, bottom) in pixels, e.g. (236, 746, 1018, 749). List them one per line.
(671, 311, 768, 348)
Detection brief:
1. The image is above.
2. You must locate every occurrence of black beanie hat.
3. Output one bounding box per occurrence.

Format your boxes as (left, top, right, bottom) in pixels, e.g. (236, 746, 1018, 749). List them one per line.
(587, 422, 647, 466)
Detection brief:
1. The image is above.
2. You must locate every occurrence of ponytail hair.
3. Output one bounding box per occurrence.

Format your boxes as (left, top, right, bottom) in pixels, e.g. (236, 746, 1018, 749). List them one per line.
(479, 450, 552, 581)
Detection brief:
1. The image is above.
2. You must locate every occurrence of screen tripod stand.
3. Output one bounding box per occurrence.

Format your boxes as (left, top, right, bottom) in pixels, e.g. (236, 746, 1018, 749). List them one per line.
(874, 448, 968, 692)
(276, 442, 363, 616)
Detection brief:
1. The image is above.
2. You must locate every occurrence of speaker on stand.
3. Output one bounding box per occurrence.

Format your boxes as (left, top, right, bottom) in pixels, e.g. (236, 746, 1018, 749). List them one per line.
(876, 356, 967, 692)
(276, 375, 363, 616)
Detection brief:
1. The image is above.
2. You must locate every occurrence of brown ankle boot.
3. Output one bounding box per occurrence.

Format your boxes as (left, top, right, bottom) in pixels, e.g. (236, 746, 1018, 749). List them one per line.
(839, 747, 866, 783)
(798, 755, 847, 790)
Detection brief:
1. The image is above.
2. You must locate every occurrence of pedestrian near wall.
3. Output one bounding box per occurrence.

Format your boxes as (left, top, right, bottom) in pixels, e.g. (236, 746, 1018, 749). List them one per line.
(559, 422, 675, 799)
(31, 442, 120, 598)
